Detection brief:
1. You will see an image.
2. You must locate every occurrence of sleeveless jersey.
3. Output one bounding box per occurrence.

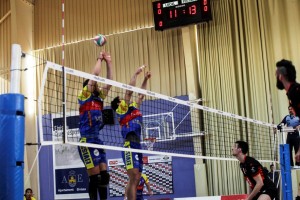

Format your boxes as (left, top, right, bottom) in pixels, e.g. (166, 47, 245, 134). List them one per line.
(78, 86, 106, 136)
(116, 100, 143, 139)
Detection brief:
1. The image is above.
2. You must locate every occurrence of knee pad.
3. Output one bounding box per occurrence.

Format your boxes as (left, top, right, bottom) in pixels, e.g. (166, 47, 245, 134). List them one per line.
(97, 170, 110, 186)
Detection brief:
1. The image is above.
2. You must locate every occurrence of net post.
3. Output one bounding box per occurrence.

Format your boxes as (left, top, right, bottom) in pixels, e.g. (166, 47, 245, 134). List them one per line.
(280, 144, 292, 200)
(10, 44, 22, 93)
(62, 66, 66, 144)
(61, 0, 67, 144)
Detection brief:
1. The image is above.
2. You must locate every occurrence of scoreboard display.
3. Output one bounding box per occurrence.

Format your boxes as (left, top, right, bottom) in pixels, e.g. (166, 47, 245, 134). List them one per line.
(152, 0, 212, 31)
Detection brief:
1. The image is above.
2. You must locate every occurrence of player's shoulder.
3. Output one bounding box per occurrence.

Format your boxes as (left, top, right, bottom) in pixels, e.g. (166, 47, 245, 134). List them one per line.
(78, 86, 91, 100)
(245, 156, 259, 164)
(291, 82, 300, 93)
(116, 100, 129, 114)
(129, 101, 138, 108)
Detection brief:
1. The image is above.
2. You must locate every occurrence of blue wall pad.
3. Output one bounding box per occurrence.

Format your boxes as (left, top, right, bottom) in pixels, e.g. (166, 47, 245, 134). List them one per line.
(0, 94, 25, 200)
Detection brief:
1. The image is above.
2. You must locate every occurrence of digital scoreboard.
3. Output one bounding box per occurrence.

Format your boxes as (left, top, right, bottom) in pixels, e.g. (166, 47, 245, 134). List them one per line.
(152, 0, 212, 31)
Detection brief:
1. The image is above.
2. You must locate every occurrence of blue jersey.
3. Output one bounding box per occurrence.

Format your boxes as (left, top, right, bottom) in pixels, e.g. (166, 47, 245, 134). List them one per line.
(116, 100, 143, 139)
(78, 86, 106, 137)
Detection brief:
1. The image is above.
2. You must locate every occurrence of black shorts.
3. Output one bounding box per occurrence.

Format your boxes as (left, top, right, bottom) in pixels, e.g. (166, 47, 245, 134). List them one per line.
(253, 186, 278, 200)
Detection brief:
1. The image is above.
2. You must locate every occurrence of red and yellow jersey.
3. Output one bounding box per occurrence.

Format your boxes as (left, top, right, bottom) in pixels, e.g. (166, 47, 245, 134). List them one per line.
(78, 86, 106, 135)
(116, 100, 143, 139)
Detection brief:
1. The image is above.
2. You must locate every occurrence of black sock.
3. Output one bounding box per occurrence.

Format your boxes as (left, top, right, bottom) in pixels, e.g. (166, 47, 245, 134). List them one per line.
(98, 171, 109, 200)
(89, 175, 98, 200)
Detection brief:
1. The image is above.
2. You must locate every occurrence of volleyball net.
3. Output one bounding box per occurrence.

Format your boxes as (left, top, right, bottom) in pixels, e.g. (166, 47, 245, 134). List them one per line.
(38, 61, 278, 162)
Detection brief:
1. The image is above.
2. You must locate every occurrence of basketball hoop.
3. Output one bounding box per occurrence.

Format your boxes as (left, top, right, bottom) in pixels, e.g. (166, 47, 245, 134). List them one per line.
(144, 137, 156, 151)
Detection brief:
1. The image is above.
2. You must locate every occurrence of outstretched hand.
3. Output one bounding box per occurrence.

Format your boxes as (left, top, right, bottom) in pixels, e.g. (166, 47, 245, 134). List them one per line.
(135, 65, 146, 75)
(145, 71, 151, 80)
(98, 51, 104, 61)
(103, 52, 112, 63)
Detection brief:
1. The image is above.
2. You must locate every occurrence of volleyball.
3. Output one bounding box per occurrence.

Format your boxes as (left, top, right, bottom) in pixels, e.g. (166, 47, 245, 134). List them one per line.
(93, 34, 107, 46)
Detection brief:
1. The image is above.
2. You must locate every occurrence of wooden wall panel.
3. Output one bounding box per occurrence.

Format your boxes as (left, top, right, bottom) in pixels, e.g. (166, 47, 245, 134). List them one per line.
(0, 0, 11, 93)
(34, 0, 154, 50)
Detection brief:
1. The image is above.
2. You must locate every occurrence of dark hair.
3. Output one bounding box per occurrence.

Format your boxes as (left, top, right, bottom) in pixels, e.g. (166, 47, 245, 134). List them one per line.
(235, 140, 249, 154)
(111, 96, 120, 111)
(276, 59, 296, 82)
(270, 164, 274, 167)
(25, 188, 32, 193)
(83, 79, 89, 88)
(24, 188, 33, 196)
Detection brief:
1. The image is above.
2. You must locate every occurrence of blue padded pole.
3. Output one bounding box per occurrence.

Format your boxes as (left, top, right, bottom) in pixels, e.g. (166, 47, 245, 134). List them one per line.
(280, 144, 293, 200)
(0, 94, 25, 200)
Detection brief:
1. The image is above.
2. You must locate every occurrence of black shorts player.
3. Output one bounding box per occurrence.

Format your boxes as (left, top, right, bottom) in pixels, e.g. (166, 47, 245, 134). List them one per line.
(233, 141, 278, 200)
(240, 156, 278, 200)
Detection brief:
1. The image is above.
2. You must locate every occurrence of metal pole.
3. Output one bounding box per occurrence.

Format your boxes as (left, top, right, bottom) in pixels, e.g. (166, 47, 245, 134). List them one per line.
(10, 44, 22, 93)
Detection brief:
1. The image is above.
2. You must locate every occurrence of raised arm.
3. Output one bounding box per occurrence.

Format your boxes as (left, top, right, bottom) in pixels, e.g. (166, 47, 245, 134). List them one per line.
(101, 52, 113, 96)
(124, 65, 145, 105)
(87, 52, 104, 92)
(136, 71, 151, 106)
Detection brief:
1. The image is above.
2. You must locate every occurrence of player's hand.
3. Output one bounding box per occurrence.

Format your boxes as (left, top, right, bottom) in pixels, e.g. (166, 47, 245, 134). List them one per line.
(148, 191, 153, 196)
(145, 71, 151, 80)
(98, 51, 104, 61)
(136, 65, 146, 75)
(103, 52, 112, 63)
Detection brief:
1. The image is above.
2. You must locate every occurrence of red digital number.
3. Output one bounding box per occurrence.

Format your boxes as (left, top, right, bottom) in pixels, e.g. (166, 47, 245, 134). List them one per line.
(203, 0, 208, 12)
(159, 21, 163, 27)
(189, 5, 197, 15)
(169, 9, 177, 18)
(157, 3, 162, 14)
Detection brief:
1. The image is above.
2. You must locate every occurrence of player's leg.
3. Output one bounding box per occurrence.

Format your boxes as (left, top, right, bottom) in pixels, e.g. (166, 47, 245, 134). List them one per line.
(257, 187, 278, 200)
(127, 168, 141, 200)
(136, 153, 144, 200)
(98, 153, 110, 200)
(78, 143, 101, 200)
(257, 194, 271, 200)
(122, 144, 142, 200)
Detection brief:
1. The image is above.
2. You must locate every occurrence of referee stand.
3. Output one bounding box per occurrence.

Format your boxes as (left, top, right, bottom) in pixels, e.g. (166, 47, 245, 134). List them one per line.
(280, 144, 293, 200)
